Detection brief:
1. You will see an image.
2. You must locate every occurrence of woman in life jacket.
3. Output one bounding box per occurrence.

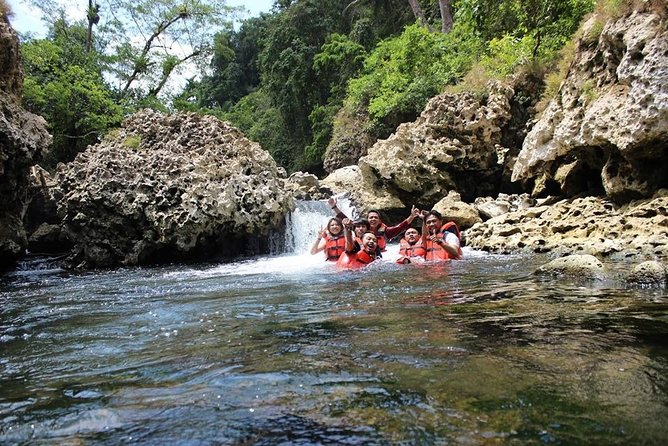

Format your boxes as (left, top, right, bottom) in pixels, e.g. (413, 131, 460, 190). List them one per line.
(336, 218, 380, 269)
(310, 217, 345, 261)
(397, 227, 427, 264)
(328, 198, 421, 251)
(423, 210, 462, 261)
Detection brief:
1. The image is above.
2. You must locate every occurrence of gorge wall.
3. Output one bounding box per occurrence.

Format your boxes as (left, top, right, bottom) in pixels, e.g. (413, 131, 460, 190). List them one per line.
(0, 12, 51, 269)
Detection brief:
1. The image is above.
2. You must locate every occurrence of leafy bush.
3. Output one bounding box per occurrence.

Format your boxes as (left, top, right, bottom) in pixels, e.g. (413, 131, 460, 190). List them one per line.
(344, 23, 483, 130)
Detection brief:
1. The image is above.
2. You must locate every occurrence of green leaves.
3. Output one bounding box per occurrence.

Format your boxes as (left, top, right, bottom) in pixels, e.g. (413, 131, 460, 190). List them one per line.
(346, 23, 482, 126)
(21, 33, 123, 167)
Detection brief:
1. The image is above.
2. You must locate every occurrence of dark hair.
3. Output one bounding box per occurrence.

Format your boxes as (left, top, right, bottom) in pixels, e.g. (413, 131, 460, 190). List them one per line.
(353, 218, 370, 230)
(366, 210, 382, 218)
(426, 210, 443, 220)
(327, 218, 343, 234)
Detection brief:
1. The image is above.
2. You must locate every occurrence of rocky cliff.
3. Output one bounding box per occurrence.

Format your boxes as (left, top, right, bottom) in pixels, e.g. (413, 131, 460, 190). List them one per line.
(57, 109, 293, 268)
(0, 14, 51, 269)
(513, 6, 668, 202)
(321, 76, 541, 219)
(318, 4, 667, 262)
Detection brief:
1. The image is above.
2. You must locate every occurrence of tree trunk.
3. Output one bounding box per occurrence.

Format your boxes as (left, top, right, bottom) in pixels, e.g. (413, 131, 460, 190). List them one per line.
(86, 0, 100, 52)
(439, 0, 453, 33)
(407, 0, 431, 31)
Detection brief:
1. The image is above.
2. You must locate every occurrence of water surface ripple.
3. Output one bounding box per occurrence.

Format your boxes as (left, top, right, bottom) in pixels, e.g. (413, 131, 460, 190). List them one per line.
(1, 252, 667, 445)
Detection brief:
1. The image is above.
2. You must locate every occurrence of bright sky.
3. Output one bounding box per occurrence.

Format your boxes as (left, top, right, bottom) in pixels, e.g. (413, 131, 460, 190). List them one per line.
(6, 0, 275, 38)
(6, 0, 275, 96)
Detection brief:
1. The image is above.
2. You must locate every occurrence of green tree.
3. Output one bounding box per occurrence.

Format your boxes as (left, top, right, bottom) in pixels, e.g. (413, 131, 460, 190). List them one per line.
(345, 22, 483, 132)
(21, 20, 123, 167)
(455, 0, 595, 57)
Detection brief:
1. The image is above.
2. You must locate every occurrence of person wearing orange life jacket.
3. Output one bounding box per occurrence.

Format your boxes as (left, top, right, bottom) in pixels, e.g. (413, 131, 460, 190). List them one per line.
(328, 197, 421, 251)
(336, 218, 380, 269)
(310, 217, 345, 262)
(422, 210, 462, 261)
(396, 227, 427, 264)
(348, 218, 382, 258)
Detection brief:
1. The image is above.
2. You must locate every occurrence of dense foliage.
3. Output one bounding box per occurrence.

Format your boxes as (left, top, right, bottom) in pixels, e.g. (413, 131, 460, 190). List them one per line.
(19, 0, 596, 171)
(21, 20, 123, 167)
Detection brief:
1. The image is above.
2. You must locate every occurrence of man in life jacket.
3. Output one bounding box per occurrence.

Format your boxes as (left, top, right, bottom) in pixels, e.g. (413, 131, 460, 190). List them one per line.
(397, 227, 427, 264)
(423, 210, 462, 261)
(347, 218, 382, 258)
(336, 218, 380, 269)
(310, 217, 345, 261)
(328, 197, 420, 251)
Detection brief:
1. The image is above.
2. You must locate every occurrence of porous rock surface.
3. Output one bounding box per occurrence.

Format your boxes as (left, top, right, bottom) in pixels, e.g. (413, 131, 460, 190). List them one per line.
(513, 8, 668, 202)
(464, 191, 668, 260)
(57, 109, 292, 268)
(535, 254, 604, 279)
(0, 16, 51, 268)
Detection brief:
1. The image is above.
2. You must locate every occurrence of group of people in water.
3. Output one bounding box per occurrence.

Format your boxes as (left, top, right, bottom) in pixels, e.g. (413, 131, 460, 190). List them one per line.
(310, 197, 462, 269)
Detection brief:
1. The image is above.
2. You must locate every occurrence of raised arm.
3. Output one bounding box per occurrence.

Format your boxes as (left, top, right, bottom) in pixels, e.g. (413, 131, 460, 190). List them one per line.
(342, 218, 355, 252)
(328, 197, 349, 221)
(420, 210, 429, 245)
(309, 227, 327, 255)
(385, 205, 422, 239)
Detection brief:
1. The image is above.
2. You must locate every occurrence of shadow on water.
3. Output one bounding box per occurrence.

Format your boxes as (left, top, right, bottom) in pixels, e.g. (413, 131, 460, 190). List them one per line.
(1, 251, 667, 444)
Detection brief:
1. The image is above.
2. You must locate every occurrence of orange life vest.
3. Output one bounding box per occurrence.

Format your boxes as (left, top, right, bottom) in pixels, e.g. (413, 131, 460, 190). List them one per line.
(336, 249, 376, 269)
(425, 222, 462, 261)
(373, 224, 387, 251)
(399, 238, 426, 258)
(323, 234, 345, 261)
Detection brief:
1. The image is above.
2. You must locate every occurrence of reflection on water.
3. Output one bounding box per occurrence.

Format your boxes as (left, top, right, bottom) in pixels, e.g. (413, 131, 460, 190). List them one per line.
(1, 249, 667, 445)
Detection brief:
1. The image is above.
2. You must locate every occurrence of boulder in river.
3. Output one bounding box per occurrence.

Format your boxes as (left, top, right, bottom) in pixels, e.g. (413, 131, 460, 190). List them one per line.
(56, 109, 293, 268)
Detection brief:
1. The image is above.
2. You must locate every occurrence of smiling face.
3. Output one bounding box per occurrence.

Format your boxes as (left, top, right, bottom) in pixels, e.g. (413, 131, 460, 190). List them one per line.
(366, 212, 381, 229)
(361, 232, 378, 253)
(404, 228, 419, 244)
(327, 219, 342, 236)
(425, 215, 442, 234)
(354, 222, 369, 238)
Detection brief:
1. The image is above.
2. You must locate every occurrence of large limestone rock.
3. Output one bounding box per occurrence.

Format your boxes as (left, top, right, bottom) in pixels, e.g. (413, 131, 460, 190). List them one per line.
(464, 190, 668, 260)
(57, 109, 293, 268)
(0, 15, 51, 269)
(513, 7, 668, 203)
(320, 79, 537, 218)
(359, 81, 515, 206)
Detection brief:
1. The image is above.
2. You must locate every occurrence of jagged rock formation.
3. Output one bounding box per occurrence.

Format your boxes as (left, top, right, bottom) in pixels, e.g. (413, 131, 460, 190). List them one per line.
(513, 7, 668, 202)
(57, 109, 293, 268)
(321, 76, 541, 218)
(0, 14, 51, 269)
(464, 191, 668, 260)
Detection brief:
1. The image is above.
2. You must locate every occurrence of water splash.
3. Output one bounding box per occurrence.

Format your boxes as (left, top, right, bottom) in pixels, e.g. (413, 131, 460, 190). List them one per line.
(275, 194, 357, 255)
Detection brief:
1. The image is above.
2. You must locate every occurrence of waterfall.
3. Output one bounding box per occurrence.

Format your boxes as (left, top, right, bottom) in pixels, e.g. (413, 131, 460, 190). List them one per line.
(271, 195, 357, 255)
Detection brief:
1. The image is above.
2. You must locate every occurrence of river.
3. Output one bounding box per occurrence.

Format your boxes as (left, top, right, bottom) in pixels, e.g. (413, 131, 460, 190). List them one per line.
(1, 202, 667, 445)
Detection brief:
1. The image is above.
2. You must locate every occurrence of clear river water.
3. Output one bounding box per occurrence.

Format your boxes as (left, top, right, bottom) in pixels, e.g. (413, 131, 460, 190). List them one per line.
(1, 202, 667, 445)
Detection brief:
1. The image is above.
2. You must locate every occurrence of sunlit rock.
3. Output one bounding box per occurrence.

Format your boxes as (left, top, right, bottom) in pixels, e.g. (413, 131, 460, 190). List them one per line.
(513, 9, 668, 202)
(432, 191, 481, 229)
(464, 193, 668, 260)
(535, 254, 604, 278)
(56, 109, 292, 268)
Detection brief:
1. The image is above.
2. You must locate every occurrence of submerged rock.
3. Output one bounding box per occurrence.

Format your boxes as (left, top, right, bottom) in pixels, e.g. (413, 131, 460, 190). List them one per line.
(57, 109, 292, 268)
(625, 261, 667, 286)
(535, 254, 604, 278)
